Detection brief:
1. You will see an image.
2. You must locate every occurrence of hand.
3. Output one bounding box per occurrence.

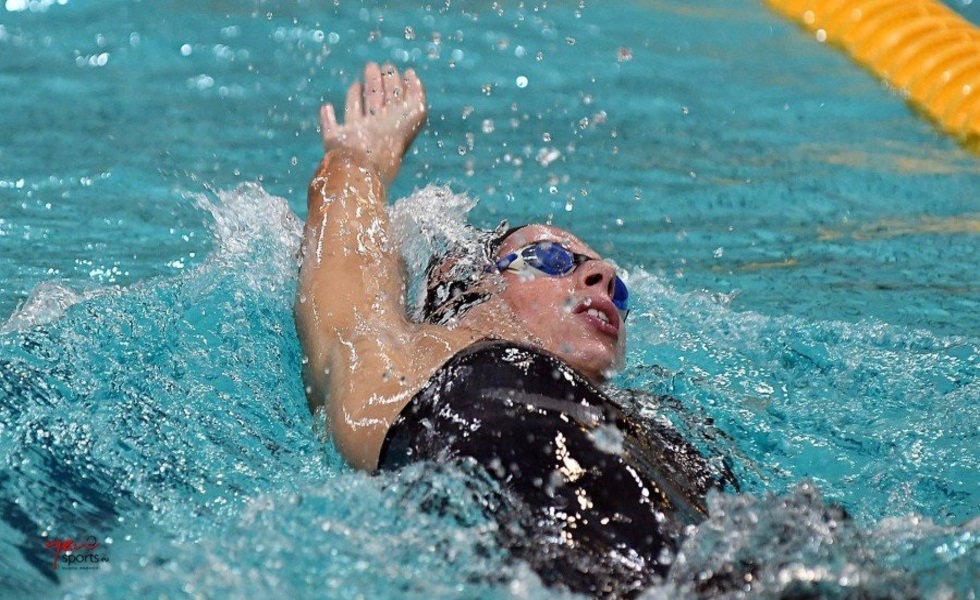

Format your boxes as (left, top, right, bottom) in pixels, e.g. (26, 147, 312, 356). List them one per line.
(320, 62, 428, 186)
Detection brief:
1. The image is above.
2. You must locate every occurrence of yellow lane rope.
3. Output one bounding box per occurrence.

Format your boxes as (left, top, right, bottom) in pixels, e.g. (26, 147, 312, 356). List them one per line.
(765, 0, 980, 151)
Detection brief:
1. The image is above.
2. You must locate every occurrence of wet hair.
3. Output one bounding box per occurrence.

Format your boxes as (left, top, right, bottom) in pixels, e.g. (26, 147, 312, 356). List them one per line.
(420, 222, 526, 325)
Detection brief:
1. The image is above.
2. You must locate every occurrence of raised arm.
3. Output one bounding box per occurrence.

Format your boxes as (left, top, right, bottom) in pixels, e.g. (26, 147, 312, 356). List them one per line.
(295, 63, 429, 469)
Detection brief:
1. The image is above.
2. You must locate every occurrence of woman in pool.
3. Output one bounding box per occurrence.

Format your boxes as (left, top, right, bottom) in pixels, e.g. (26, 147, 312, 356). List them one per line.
(295, 62, 734, 597)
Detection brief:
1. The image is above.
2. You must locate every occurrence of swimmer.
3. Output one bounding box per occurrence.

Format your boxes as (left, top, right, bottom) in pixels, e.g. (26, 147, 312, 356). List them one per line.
(295, 62, 735, 597)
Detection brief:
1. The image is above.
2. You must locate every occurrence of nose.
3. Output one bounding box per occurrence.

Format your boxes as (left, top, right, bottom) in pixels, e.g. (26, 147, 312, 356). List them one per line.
(578, 259, 619, 300)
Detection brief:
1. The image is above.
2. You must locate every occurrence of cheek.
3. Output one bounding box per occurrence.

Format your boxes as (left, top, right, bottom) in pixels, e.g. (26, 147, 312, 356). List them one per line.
(503, 279, 570, 319)
(502, 286, 538, 323)
(506, 284, 581, 344)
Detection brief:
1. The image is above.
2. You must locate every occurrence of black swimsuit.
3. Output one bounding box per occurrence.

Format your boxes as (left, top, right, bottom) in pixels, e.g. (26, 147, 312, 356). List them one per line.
(379, 340, 735, 597)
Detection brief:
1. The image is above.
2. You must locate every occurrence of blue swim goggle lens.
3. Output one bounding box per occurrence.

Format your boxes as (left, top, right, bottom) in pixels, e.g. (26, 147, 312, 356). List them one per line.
(494, 241, 630, 320)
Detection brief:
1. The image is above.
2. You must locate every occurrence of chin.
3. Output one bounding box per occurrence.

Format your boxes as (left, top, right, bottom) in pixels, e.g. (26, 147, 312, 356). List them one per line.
(593, 357, 623, 382)
(562, 344, 621, 383)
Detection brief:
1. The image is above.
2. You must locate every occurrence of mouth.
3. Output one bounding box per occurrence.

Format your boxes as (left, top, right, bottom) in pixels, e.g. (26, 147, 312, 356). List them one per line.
(573, 297, 621, 338)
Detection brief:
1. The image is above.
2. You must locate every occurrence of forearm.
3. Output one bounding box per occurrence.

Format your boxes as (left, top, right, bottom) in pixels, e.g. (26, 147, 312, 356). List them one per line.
(296, 148, 408, 380)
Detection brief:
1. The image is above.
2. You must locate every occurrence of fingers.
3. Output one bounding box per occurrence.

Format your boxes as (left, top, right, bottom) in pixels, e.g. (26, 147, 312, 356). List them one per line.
(381, 62, 402, 100)
(345, 81, 364, 119)
(320, 103, 339, 147)
(364, 62, 384, 115)
(320, 103, 337, 130)
(330, 62, 423, 129)
(403, 68, 426, 107)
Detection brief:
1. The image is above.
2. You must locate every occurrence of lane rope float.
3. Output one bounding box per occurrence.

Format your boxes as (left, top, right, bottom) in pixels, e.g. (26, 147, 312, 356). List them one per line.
(765, 0, 980, 151)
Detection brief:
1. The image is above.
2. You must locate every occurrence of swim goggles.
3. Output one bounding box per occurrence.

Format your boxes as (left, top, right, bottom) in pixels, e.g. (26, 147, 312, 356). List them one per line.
(494, 241, 630, 320)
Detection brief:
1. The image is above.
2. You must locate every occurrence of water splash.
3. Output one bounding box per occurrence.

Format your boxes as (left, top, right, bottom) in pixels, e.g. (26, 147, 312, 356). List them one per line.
(651, 483, 978, 599)
(1, 185, 976, 598)
(76, 464, 526, 599)
(0, 184, 326, 593)
(390, 184, 496, 320)
(390, 184, 479, 273)
(1, 280, 106, 334)
(619, 271, 979, 525)
(192, 182, 303, 290)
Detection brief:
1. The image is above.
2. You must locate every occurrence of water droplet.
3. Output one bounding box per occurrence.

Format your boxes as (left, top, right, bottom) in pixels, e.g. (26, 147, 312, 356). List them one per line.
(590, 424, 625, 454)
(536, 147, 561, 167)
(516, 76, 528, 88)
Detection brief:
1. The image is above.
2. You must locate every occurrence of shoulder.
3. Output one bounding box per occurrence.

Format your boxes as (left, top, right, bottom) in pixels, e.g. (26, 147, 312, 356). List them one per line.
(325, 322, 487, 469)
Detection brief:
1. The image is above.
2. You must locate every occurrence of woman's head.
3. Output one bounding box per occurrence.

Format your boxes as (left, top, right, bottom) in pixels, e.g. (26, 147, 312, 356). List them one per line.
(422, 223, 627, 382)
(489, 224, 627, 380)
(420, 222, 519, 325)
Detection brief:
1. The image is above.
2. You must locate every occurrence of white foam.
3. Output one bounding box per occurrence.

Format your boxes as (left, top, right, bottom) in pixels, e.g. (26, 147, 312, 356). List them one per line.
(191, 182, 303, 291)
(390, 184, 478, 267)
(0, 280, 105, 334)
(389, 184, 483, 317)
(1, 183, 301, 334)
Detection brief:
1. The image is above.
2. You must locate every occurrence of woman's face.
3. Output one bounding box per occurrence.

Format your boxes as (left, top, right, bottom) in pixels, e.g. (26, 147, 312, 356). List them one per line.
(490, 224, 626, 382)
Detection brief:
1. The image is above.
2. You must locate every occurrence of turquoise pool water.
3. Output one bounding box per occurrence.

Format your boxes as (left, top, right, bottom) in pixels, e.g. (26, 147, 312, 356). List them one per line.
(1, 0, 977, 597)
